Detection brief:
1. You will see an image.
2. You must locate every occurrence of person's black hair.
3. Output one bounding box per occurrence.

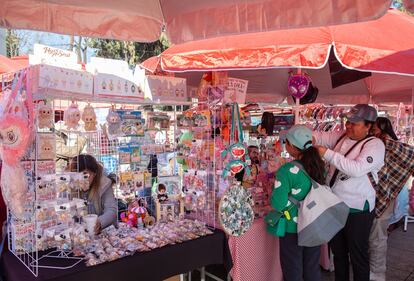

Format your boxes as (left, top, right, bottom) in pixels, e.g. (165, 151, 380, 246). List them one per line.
(261, 112, 274, 136)
(364, 120, 376, 134)
(288, 140, 326, 185)
(376, 117, 398, 140)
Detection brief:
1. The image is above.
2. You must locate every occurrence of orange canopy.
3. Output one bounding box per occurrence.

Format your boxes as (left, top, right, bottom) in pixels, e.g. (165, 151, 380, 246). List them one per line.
(0, 55, 29, 75)
(147, 10, 414, 76)
(0, 0, 393, 44)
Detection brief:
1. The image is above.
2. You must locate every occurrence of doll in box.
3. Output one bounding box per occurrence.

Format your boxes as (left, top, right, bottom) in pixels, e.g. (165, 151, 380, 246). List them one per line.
(157, 184, 168, 202)
(82, 104, 97, 131)
(36, 101, 54, 129)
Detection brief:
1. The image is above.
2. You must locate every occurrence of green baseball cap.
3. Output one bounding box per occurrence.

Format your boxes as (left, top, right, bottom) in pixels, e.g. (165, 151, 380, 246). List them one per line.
(285, 125, 313, 150)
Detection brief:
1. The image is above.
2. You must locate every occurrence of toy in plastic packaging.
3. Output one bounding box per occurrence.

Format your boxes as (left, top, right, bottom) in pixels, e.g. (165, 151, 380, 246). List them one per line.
(36, 100, 54, 130)
(82, 103, 97, 132)
(106, 107, 122, 139)
(64, 101, 81, 130)
(36, 174, 57, 201)
(147, 113, 170, 130)
(36, 133, 56, 160)
(118, 110, 144, 136)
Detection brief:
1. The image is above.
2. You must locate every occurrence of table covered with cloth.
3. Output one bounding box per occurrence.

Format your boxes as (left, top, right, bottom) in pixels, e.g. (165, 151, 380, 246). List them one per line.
(228, 219, 330, 281)
(0, 228, 232, 281)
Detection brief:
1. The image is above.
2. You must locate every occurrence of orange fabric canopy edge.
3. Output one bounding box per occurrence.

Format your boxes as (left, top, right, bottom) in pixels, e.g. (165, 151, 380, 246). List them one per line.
(0, 0, 393, 44)
(0, 55, 29, 75)
(149, 10, 414, 76)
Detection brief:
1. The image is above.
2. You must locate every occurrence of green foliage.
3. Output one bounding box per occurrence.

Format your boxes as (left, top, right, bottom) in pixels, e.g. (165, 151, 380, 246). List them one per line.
(5, 29, 20, 57)
(89, 34, 170, 66)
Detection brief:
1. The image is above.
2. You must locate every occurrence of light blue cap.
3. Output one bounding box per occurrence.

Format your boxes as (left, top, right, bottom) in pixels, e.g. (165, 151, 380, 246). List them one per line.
(285, 125, 313, 150)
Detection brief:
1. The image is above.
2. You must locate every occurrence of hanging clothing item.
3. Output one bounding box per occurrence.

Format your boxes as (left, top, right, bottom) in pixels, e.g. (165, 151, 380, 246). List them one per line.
(376, 138, 414, 217)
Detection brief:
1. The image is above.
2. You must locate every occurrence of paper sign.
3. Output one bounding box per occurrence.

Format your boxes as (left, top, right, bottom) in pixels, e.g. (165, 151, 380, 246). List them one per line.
(31, 44, 79, 69)
(224, 78, 248, 104)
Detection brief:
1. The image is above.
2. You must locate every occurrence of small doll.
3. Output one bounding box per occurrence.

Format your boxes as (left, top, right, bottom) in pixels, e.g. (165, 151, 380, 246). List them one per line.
(36, 101, 54, 129)
(106, 109, 121, 136)
(157, 183, 168, 202)
(39, 139, 55, 159)
(64, 102, 81, 130)
(82, 104, 97, 131)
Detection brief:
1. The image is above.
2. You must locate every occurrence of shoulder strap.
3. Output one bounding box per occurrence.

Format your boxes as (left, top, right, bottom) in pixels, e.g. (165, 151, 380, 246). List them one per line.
(334, 133, 347, 149)
(329, 136, 376, 187)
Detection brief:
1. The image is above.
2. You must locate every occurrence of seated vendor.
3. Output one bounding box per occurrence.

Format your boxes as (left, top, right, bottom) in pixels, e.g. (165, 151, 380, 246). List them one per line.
(68, 154, 117, 234)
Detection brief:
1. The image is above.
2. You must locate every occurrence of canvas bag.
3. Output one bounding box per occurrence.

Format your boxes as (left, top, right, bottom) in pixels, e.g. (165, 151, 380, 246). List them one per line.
(290, 162, 349, 247)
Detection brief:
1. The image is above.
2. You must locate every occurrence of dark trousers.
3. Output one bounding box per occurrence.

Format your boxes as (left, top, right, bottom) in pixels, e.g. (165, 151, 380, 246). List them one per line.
(280, 233, 321, 281)
(330, 210, 375, 281)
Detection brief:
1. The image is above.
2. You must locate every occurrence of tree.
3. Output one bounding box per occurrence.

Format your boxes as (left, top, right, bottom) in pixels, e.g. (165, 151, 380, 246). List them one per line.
(88, 34, 170, 66)
(5, 29, 20, 57)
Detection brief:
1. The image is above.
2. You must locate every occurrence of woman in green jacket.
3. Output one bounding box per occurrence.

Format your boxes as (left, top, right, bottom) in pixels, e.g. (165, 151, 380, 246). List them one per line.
(267, 125, 326, 281)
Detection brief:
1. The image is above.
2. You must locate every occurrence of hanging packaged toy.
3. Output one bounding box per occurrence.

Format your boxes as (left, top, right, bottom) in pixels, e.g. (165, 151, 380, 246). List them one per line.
(221, 103, 251, 178)
(82, 103, 97, 131)
(106, 106, 122, 139)
(0, 69, 34, 219)
(64, 101, 81, 130)
(36, 100, 54, 130)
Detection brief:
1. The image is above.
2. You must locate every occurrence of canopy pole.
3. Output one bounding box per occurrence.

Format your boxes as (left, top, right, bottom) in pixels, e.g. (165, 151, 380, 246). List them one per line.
(294, 98, 300, 124)
(411, 88, 414, 141)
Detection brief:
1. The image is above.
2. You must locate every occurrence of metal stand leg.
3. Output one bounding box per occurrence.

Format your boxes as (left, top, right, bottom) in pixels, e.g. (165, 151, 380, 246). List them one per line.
(200, 267, 206, 281)
(179, 274, 185, 281)
(188, 271, 192, 281)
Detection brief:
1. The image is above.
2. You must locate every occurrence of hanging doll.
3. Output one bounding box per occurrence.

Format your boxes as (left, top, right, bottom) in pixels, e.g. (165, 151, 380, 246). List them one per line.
(82, 104, 97, 131)
(64, 102, 81, 130)
(36, 101, 54, 129)
(106, 108, 122, 137)
(0, 70, 33, 219)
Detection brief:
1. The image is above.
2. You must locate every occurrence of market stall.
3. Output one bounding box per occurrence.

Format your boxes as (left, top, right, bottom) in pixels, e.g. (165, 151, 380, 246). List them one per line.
(138, 9, 414, 281)
(0, 45, 233, 281)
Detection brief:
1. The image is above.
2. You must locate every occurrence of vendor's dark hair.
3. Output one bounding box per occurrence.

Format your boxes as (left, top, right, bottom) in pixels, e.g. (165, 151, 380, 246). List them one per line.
(288, 140, 326, 185)
(70, 154, 103, 212)
(376, 117, 398, 140)
(261, 112, 274, 136)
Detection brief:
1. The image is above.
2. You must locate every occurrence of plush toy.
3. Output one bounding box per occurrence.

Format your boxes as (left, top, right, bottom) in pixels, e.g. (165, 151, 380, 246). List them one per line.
(82, 104, 97, 131)
(64, 102, 81, 130)
(106, 109, 121, 136)
(38, 139, 55, 160)
(0, 70, 33, 219)
(36, 101, 54, 129)
(157, 184, 168, 202)
(120, 211, 137, 227)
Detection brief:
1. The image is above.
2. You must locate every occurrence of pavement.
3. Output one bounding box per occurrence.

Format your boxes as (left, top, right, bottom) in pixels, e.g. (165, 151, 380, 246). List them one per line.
(322, 219, 414, 281)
